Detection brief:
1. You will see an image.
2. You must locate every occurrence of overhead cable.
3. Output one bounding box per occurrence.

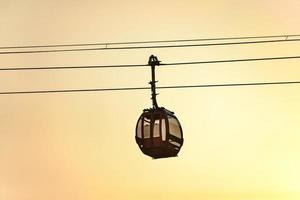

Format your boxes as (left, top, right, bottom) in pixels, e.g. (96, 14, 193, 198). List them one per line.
(0, 34, 299, 50)
(0, 38, 300, 55)
(1, 81, 300, 95)
(1, 55, 300, 71)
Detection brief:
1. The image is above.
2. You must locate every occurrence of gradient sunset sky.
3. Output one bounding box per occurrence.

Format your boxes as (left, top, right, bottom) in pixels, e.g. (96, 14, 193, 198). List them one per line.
(1, 0, 300, 200)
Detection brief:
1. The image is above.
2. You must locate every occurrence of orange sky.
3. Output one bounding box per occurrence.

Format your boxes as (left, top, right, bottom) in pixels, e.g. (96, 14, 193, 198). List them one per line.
(1, 0, 300, 200)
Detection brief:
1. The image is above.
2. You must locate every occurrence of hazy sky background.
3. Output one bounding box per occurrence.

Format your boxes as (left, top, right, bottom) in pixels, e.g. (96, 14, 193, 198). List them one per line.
(1, 0, 300, 199)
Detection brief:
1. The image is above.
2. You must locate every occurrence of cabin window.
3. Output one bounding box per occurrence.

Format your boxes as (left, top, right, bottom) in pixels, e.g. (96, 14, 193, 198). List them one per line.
(143, 117, 151, 138)
(153, 119, 160, 137)
(168, 115, 182, 139)
(136, 118, 142, 138)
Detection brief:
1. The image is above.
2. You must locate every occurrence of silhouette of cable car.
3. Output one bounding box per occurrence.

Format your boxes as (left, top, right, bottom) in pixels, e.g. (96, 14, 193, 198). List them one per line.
(135, 55, 184, 159)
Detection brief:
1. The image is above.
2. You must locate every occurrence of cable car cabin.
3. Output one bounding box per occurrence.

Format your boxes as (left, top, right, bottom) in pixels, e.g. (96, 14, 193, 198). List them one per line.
(135, 107, 184, 159)
(135, 55, 184, 158)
